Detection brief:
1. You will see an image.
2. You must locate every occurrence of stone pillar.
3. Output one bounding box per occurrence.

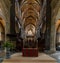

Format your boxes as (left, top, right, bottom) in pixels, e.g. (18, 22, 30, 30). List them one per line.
(21, 27, 25, 39)
(45, 0, 51, 50)
(50, 18, 56, 53)
(36, 26, 40, 39)
(46, 0, 56, 53)
(49, 0, 60, 53)
(10, 0, 15, 34)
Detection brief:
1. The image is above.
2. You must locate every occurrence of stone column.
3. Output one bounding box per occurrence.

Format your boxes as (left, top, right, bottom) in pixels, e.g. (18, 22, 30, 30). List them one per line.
(50, 0, 60, 53)
(10, 0, 15, 34)
(50, 18, 56, 53)
(45, 0, 51, 50)
(46, 0, 56, 53)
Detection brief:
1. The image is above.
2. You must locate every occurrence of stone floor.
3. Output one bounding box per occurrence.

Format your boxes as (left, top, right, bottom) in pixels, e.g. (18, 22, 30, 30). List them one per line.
(50, 51, 60, 63)
(2, 53, 57, 63)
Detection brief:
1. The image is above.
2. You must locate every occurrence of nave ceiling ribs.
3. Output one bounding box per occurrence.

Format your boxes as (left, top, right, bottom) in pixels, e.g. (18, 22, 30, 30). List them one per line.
(15, 0, 42, 32)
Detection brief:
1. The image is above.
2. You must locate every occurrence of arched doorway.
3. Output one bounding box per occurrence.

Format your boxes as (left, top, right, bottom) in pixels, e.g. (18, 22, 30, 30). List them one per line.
(0, 17, 5, 49)
(56, 19, 60, 50)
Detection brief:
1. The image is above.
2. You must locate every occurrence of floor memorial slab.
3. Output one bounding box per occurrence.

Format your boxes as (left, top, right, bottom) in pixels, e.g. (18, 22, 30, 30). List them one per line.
(2, 53, 57, 63)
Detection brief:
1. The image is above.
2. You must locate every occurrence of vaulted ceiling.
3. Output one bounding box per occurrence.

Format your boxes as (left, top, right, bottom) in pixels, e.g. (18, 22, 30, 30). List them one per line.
(20, 0, 41, 28)
(20, 0, 41, 35)
(15, 0, 42, 36)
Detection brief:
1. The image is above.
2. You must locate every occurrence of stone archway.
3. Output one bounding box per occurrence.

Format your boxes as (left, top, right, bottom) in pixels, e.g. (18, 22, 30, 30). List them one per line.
(56, 20, 60, 49)
(0, 17, 5, 49)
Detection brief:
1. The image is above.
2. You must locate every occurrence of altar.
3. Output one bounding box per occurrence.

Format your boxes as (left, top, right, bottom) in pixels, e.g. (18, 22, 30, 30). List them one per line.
(22, 48, 38, 57)
(22, 36, 38, 57)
